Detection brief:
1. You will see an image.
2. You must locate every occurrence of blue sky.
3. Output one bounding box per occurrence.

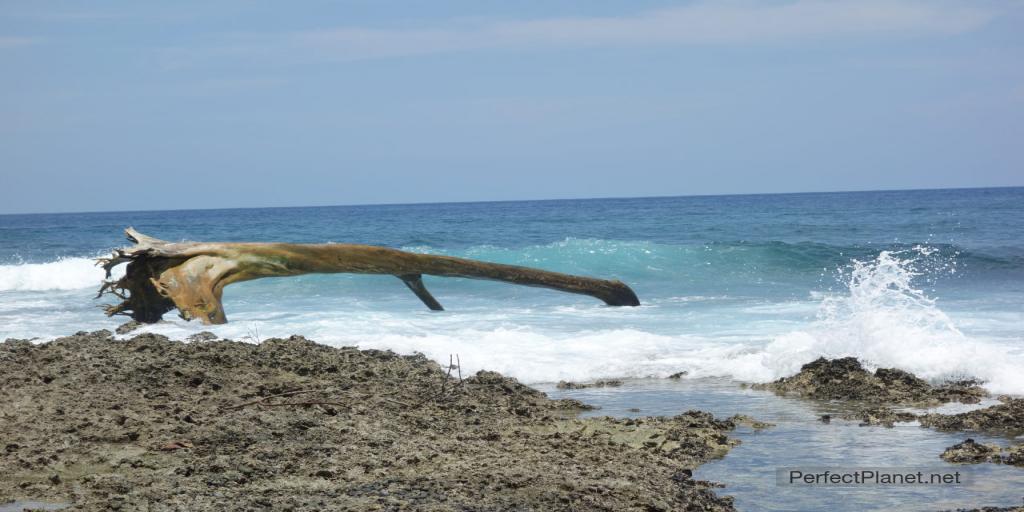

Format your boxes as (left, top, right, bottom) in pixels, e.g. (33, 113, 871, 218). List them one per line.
(1, 1, 1022, 213)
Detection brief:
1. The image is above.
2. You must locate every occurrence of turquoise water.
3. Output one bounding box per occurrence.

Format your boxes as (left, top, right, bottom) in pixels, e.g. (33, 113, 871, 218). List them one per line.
(2, 187, 1023, 510)
(1, 187, 1021, 391)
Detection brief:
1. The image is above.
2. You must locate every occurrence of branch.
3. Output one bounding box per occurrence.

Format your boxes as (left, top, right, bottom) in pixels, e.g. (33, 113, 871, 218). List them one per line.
(96, 228, 640, 325)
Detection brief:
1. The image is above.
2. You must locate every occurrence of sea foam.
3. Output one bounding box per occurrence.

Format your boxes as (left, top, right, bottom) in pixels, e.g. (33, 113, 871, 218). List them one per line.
(749, 249, 1024, 394)
(3, 247, 1022, 395)
(123, 246, 1024, 394)
(0, 257, 108, 292)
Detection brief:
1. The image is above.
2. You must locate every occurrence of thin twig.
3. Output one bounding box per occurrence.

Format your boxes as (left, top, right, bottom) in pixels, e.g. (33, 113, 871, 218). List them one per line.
(411, 355, 458, 408)
(439, 354, 454, 398)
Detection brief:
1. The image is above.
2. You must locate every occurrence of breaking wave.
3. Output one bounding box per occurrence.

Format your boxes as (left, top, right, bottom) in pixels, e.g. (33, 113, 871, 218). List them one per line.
(734, 247, 1024, 394)
(0, 257, 107, 292)
(2, 244, 1022, 394)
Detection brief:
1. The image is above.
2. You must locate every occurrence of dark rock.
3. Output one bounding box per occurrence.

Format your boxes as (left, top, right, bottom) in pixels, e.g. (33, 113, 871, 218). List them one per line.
(753, 357, 987, 406)
(841, 407, 918, 428)
(940, 439, 1001, 464)
(919, 399, 1024, 435)
(115, 321, 142, 335)
(555, 379, 623, 390)
(1002, 444, 1024, 467)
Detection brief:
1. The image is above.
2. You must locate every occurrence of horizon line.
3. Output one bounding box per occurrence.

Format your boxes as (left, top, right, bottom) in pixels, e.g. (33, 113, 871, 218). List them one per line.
(2, 184, 1021, 217)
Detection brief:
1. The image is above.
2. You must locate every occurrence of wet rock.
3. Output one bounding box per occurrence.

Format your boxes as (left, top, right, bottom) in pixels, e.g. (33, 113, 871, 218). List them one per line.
(1002, 444, 1024, 467)
(115, 321, 142, 334)
(938, 439, 1024, 468)
(919, 399, 1024, 435)
(941, 439, 1002, 464)
(753, 357, 987, 406)
(668, 371, 688, 379)
(730, 415, 775, 430)
(185, 331, 218, 343)
(0, 331, 738, 511)
(931, 379, 988, 404)
(840, 407, 918, 428)
(555, 379, 623, 390)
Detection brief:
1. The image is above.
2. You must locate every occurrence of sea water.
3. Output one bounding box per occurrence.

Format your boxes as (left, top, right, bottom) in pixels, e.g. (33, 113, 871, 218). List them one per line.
(2, 188, 1021, 392)
(542, 379, 1024, 511)
(1, 188, 1022, 509)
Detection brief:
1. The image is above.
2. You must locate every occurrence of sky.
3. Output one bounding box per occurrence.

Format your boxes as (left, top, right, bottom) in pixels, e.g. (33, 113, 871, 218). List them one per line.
(1, 1, 1023, 214)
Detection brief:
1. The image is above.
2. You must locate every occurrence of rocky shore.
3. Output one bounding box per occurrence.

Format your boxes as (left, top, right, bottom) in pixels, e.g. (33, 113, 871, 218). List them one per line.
(753, 357, 990, 427)
(4, 334, 1021, 511)
(1, 331, 742, 511)
(753, 357, 987, 406)
(756, 357, 1024, 472)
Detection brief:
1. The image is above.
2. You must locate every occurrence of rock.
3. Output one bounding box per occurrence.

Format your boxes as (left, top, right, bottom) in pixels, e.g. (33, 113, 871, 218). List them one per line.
(1002, 444, 1024, 467)
(555, 379, 623, 390)
(730, 415, 775, 430)
(841, 407, 918, 428)
(930, 379, 988, 404)
(753, 357, 987, 406)
(158, 440, 194, 451)
(668, 371, 688, 379)
(919, 399, 1024, 435)
(938, 439, 1024, 468)
(940, 439, 1002, 464)
(186, 331, 218, 342)
(0, 331, 738, 511)
(115, 321, 142, 334)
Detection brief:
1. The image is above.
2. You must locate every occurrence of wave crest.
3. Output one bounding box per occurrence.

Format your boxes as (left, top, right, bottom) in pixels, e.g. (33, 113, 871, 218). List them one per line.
(754, 248, 1024, 393)
(0, 257, 106, 292)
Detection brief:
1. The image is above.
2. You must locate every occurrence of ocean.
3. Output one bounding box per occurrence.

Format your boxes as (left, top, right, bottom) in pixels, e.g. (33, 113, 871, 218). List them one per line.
(3, 187, 1024, 510)
(1, 187, 1022, 393)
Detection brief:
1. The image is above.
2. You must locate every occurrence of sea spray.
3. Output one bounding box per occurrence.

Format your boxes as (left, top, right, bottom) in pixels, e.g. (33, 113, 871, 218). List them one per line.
(758, 248, 1024, 393)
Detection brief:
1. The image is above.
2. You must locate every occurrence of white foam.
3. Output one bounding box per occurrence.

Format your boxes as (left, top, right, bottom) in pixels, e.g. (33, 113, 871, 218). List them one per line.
(744, 249, 1024, 394)
(0, 257, 110, 292)
(4, 248, 1022, 395)
(128, 319, 732, 384)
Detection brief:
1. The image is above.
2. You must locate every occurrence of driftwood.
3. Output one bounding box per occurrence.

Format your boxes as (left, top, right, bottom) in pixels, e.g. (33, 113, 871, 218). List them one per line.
(97, 228, 640, 325)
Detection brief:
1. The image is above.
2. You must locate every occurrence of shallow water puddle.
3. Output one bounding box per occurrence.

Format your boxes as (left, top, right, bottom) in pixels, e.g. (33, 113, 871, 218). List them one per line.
(540, 378, 1024, 512)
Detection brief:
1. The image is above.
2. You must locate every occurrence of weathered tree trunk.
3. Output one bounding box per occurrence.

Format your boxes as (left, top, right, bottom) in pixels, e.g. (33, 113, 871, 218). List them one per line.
(97, 228, 640, 325)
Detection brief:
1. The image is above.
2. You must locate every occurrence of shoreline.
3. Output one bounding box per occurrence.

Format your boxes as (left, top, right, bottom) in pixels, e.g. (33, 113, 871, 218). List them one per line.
(3, 332, 1023, 511)
(1, 331, 744, 511)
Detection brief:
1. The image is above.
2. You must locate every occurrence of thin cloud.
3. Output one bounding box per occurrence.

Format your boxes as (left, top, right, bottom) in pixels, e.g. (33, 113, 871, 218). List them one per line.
(293, 1, 999, 61)
(0, 36, 43, 49)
